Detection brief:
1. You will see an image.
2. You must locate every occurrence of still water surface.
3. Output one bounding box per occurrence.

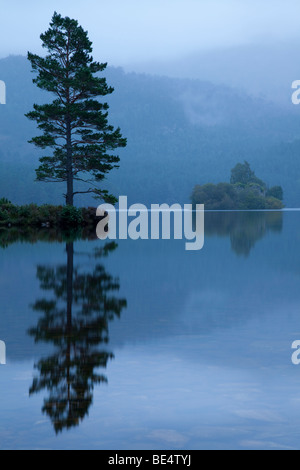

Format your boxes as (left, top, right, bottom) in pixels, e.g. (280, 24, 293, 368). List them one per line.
(1, 211, 300, 450)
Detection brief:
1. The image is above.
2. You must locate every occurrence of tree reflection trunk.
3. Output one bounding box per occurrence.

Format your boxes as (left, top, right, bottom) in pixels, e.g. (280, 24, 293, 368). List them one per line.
(66, 242, 73, 406)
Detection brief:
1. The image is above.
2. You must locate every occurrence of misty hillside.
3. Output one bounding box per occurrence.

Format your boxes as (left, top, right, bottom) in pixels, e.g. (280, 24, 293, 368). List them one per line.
(1, 55, 300, 207)
(127, 42, 300, 106)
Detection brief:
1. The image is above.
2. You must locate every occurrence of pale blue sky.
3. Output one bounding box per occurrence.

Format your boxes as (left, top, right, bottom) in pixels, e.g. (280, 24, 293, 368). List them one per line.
(1, 0, 300, 66)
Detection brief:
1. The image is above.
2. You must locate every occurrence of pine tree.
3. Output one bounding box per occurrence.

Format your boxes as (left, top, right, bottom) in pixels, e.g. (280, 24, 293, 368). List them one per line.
(26, 12, 127, 206)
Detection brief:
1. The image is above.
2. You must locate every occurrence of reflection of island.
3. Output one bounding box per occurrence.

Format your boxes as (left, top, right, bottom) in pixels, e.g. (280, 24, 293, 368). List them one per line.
(28, 241, 127, 433)
(205, 211, 283, 257)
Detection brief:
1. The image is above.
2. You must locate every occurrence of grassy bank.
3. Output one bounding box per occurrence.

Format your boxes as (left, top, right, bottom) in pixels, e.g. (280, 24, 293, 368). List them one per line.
(0, 198, 100, 229)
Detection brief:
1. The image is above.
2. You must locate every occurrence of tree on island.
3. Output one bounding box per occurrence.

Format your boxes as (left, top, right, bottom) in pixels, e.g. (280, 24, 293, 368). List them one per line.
(266, 185, 283, 201)
(230, 161, 265, 188)
(26, 12, 126, 207)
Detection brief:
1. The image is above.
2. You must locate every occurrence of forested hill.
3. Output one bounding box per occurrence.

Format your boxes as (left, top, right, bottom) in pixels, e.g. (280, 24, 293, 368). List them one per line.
(1, 55, 300, 207)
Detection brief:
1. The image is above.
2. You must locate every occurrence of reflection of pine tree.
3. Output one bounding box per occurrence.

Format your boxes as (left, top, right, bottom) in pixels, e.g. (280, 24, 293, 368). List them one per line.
(28, 242, 127, 434)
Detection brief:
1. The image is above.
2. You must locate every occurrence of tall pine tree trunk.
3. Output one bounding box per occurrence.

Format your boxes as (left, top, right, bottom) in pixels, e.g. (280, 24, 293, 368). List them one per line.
(66, 117, 74, 206)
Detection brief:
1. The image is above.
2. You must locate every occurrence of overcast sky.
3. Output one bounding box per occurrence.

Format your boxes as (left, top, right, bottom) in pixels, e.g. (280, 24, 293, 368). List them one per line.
(1, 0, 300, 67)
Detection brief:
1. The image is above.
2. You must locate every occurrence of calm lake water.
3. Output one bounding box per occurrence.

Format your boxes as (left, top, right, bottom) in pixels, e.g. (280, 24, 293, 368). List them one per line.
(1, 211, 300, 450)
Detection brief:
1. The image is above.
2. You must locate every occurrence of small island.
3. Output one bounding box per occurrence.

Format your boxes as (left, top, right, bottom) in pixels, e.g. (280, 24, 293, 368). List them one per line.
(192, 162, 284, 210)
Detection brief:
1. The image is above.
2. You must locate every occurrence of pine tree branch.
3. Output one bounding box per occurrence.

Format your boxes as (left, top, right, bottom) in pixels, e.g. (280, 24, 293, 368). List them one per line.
(72, 189, 96, 196)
